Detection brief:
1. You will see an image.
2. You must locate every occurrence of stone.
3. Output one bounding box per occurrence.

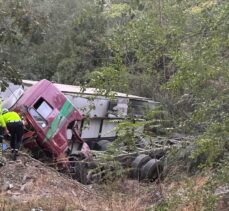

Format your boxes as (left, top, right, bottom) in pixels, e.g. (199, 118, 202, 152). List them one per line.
(215, 186, 229, 211)
(20, 181, 34, 193)
(22, 174, 35, 184)
(1, 181, 14, 191)
(0, 157, 6, 166)
(31, 208, 44, 211)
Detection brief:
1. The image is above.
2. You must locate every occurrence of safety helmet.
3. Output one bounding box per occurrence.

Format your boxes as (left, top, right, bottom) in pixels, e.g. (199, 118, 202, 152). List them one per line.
(2, 108, 9, 114)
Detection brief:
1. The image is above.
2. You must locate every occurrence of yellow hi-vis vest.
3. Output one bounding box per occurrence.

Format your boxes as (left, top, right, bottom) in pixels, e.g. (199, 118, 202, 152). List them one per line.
(3, 112, 21, 124)
(0, 99, 5, 128)
(0, 116, 5, 127)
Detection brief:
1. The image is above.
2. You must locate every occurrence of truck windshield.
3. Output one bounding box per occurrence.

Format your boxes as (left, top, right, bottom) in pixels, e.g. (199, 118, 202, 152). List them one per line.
(34, 98, 53, 118)
(29, 108, 47, 128)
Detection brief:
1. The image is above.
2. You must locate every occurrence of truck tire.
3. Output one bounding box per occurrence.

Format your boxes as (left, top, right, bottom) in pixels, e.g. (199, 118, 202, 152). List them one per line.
(73, 162, 90, 184)
(140, 159, 162, 181)
(131, 154, 151, 179)
(97, 140, 111, 151)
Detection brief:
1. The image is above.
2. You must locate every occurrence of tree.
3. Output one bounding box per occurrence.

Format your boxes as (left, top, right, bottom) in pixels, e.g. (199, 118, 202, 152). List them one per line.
(0, 0, 47, 89)
(52, 1, 109, 85)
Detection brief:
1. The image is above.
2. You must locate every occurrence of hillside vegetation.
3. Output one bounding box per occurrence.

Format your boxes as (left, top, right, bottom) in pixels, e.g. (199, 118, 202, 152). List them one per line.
(0, 0, 228, 210)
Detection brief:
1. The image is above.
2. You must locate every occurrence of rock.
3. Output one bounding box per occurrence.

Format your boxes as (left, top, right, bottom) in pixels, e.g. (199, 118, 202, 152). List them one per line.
(9, 183, 14, 189)
(72, 190, 77, 196)
(1, 181, 14, 191)
(22, 174, 36, 184)
(215, 186, 229, 195)
(167, 139, 179, 145)
(215, 186, 229, 211)
(31, 208, 43, 211)
(6, 190, 12, 194)
(0, 157, 6, 166)
(20, 181, 34, 193)
(216, 195, 229, 211)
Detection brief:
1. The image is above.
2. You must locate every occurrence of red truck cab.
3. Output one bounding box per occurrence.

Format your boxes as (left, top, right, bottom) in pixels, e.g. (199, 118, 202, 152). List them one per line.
(14, 79, 90, 160)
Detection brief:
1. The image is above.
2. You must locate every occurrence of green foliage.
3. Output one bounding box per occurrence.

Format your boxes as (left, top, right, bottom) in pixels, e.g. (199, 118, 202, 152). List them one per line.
(51, 1, 109, 85)
(104, 3, 131, 18)
(155, 175, 218, 211)
(86, 66, 129, 95)
(215, 156, 229, 185)
(0, 62, 21, 91)
(106, 106, 167, 153)
(156, 156, 229, 211)
(1, 1, 228, 209)
(143, 106, 173, 137)
(111, 119, 144, 152)
(1, 0, 228, 188)
(0, 0, 31, 85)
(191, 117, 229, 168)
(164, 0, 229, 124)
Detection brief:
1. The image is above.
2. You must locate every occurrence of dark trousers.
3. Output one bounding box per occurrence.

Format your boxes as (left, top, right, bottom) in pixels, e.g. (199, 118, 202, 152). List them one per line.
(7, 122, 23, 151)
(0, 126, 3, 156)
(0, 126, 3, 143)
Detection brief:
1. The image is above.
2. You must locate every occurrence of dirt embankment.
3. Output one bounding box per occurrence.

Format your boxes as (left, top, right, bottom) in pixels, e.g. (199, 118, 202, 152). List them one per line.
(0, 152, 162, 211)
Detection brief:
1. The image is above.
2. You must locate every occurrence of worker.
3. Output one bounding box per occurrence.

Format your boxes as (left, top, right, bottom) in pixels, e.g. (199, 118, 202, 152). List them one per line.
(0, 98, 5, 158)
(2, 108, 23, 161)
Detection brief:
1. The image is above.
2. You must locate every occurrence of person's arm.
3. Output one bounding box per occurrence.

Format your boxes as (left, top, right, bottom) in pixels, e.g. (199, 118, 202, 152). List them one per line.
(0, 115, 9, 135)
(0, 115, 6, 128)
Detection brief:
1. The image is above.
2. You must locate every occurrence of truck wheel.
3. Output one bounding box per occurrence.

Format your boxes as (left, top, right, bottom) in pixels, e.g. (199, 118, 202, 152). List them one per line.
(69, 154, 92, 184)
(140, 159, 162, 181)
(73, 162, 90, 184)
(131, 154, 151, 179)
(97, 140, 111, 151)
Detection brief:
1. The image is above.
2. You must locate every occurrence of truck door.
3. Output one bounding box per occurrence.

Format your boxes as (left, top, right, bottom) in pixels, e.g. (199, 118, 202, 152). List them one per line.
(32, 98, 66, 147)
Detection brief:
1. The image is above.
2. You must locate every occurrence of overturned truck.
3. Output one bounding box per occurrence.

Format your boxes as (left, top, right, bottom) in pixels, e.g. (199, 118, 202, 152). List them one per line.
(1, 79, 165, 184)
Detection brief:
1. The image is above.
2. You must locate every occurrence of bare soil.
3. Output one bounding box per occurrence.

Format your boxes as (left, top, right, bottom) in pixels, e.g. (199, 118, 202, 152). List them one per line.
(0, 151, 162, 211)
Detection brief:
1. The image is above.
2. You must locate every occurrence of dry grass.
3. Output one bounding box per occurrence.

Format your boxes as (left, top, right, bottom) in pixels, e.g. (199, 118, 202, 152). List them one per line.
(152, 172, 217, 211)
(1, 151, 220, 211)
(0, 152, 163, 211)
(1, 153, 218, 211)
(0, 182, 161, 211)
